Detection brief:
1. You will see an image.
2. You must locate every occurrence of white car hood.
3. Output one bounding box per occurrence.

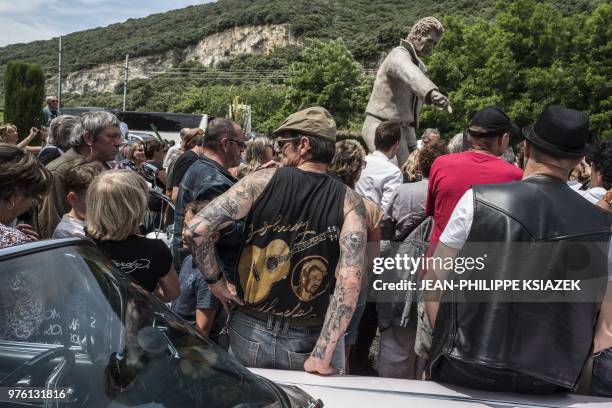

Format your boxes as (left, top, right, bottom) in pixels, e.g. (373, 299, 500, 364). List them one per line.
(250, 368, 612, 408)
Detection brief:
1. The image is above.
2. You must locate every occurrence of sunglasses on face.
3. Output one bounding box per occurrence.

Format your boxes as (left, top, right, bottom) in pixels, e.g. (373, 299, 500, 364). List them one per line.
(274, 137, 296, 152)
(225, 138, 246, 148)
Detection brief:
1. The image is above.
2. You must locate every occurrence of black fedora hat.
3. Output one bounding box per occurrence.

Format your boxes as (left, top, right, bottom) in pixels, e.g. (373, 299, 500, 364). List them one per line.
(522, 105, 589, 159)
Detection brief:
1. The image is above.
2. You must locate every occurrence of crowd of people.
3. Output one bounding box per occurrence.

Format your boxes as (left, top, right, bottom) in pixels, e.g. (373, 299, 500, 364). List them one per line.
(0, 100, 610, 398)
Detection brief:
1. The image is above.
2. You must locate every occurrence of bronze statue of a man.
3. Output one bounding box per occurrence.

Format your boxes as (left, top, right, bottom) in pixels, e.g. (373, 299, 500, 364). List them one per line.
(362, 17, 450, 165)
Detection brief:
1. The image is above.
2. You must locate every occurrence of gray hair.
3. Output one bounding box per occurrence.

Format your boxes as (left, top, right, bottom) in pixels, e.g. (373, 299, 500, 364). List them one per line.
(46, 95, 57, 103)
(408, 17, 444, 43)
(70, 111, 120, 147)
(48, 115, 76, 150)
(448, 133, 465, 153)
(502, 147, 516, 164)
(421, 128, 440, 139)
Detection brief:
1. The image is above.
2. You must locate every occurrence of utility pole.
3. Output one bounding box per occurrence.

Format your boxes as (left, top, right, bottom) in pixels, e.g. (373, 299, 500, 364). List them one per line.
(122, 54, 129, 111)
(57, 36, 62, 110)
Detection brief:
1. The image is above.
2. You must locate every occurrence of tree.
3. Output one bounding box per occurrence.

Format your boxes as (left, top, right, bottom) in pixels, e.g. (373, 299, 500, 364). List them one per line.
(421, 0, 610, 140)
(284, 39, 371, 129)
(172, 83, 287, 134)
(580, 3, 612, 139)
(3, 61, 45, 140)
(52, 0, 609, 140)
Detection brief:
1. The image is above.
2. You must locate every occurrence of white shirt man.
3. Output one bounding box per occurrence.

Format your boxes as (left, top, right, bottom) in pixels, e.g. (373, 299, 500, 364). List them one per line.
(356, 151, 402, 210)
(356, 121, 403, 210)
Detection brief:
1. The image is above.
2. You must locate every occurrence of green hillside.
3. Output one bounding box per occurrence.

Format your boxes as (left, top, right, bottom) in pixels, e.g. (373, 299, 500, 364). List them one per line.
(1, 0, 609, 140)
(0, 0, 604, 73)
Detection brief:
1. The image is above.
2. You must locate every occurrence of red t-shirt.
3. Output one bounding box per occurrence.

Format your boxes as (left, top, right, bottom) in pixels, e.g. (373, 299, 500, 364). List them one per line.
(426, 151, 523, 249)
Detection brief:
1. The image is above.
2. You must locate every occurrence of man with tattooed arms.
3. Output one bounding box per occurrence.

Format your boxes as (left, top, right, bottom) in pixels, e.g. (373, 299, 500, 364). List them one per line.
(184, 107, 367, 375)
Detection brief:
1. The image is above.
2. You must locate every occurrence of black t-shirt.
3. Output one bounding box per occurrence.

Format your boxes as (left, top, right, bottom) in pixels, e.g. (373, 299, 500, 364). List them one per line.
(142, 161, 166, 212)
(95, 235, 172, 292)
(170, 150, 198, 188)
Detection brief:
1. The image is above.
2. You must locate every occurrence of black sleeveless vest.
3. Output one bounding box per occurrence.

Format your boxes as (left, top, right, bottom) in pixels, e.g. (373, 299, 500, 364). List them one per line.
(430, 176, 611, 389)
(236, 167, 346, 318)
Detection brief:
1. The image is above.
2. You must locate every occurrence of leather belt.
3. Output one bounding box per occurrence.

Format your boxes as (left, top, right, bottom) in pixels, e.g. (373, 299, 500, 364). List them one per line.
(237, 306, 324, 328)
(366, 112, 416, 128)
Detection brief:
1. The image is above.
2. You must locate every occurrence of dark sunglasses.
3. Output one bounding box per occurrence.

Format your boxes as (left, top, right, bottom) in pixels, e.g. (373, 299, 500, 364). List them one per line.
(274, 137, 296, 151)
(225, 138, 246, 148)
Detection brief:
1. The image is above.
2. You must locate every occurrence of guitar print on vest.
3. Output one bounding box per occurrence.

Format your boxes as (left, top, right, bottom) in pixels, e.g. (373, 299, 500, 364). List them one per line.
(239, 226, 339, 304)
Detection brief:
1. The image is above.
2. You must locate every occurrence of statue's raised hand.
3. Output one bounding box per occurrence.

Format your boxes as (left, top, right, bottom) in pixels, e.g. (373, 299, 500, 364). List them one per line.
(429, 90, 449, 110)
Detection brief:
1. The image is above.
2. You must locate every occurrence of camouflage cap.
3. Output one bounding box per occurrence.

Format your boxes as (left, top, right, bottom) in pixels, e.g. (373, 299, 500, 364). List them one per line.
(273, 107, 337, 141)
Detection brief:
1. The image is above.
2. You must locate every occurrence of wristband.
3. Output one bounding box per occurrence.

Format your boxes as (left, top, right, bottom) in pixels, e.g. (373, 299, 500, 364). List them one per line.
(204, 271, 223, 285)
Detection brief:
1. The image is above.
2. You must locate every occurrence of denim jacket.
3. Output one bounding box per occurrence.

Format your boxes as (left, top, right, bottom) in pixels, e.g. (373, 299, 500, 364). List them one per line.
(173, 155, 244, 281)
(377, 180, 432, 330)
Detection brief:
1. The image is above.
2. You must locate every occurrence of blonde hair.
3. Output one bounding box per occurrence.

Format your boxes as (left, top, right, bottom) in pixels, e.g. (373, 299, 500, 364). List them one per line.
(401, 149, 420, 182)
(242, 137, 273, 177)
(86, 170, 149, 240)
(0, 124, 17, 143)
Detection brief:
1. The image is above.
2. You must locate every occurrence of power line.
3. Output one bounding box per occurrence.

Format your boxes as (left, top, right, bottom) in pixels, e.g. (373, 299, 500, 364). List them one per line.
(1, 63, 377, 79)
(0, 61, 377, 94)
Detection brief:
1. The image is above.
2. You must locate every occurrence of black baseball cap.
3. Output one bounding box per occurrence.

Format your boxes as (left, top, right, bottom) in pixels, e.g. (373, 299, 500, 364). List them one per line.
(469, 106, 520, 138)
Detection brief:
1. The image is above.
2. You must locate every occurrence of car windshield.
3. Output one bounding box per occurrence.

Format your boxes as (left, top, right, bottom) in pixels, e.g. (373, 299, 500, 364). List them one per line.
(0, 243, 284, 407)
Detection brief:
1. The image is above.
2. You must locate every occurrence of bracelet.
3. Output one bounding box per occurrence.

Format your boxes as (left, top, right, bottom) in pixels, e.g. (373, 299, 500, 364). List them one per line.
(204, 271, 223, 285)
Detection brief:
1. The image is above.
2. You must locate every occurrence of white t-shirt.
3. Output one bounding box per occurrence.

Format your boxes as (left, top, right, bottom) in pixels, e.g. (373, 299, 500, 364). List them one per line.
(52, 214, 87, 239)
(575, 186, 607, 205)
(439, 189, 474, 249)
(355, 151, 403, 210)
(440, 188, 612, 280)
(162, 144, 182, 170)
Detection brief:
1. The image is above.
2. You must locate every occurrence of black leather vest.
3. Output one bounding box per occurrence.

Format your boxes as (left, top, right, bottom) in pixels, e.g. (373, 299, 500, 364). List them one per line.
(430, 176, 611, 389)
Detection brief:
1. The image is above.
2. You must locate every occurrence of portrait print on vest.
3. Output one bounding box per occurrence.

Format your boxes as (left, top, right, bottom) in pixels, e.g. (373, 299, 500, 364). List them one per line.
(237, 167, 345, 318)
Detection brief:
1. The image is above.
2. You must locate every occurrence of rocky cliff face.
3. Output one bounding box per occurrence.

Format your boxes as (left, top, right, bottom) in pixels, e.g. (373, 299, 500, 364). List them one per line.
(53, 24, 299, 95)
(59, 51, 175, 94)
(184, 24, 300, 66)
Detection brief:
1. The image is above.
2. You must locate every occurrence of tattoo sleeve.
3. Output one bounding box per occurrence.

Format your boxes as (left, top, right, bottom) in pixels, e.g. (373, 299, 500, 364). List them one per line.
(311, 189, 367, 363)
(423, 242, 459, 327)
(186, 168, 276, 279)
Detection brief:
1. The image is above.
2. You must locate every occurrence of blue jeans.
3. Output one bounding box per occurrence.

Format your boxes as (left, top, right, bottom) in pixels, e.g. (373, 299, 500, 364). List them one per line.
(228, 309, 345, 372)
(591, 347, 612, 398)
